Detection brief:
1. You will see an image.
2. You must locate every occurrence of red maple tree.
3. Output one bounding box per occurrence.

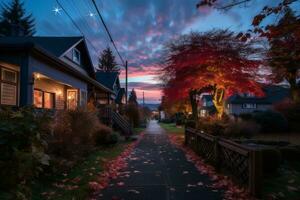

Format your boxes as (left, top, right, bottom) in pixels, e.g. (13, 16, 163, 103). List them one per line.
(161, 30, 264, 118)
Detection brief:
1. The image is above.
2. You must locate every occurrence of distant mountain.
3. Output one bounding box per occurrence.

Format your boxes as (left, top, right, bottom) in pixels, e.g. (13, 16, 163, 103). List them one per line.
(143, 103, 159, 111)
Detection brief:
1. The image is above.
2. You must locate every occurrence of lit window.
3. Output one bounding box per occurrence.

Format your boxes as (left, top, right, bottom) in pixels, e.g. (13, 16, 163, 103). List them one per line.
(67, 89, 78, 110)
(34, 90, 43, 108)
(72, 48, 81, 64)
(34, 90, 55, 109)
(242, 103, 257, 109)
(44, 92, 55, 109)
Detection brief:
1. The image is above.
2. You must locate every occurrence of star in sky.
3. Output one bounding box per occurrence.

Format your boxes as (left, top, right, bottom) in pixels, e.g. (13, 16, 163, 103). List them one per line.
(52, 7, 62, 15)
(88, 11, 95, 17)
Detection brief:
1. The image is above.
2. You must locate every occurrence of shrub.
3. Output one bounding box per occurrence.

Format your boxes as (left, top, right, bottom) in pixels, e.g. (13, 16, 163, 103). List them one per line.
(0, 107, 51, 199)
(224, 120, 261, 138)
(252, 111, 288, 133)
(185, 120, 196, 128)
(49, 109, 100, 159)
(280, 146, 300, 162)
(106, 132, 120, 145)
(275, 102, 300, 132)
(125, 104, 140, 128)
(94, 124, 113, 146)
(197, 119, 226, 136)
(262, 148, 282, 174)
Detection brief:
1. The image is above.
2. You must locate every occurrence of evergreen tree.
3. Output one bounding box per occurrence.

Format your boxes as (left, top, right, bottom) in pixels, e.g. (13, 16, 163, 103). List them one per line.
(128, 89, 138, 105)
(0, 0, 35, 36)
(98, 47, 119, 72)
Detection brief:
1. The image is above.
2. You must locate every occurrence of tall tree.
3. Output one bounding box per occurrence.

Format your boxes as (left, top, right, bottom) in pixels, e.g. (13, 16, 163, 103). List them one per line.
(197, 1, 300, 103)
(161, 30, 263, 118)
(98, 47, 119, 72)
(268, 8, 300, 102)
(0, 0, 35, 36)
(128, 89, 138, 105)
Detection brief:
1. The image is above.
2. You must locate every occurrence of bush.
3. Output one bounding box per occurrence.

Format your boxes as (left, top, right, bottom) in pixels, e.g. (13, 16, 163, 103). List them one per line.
(94, 124, 114, 146)
(185, 120, 196, 128)
(262, 148, 282, 174)
(0, 107, 52, 199)
(198, 119, 226, 136)
(49, 109, 100, 159)
(280, 146, 300, 162)
(125, 104, 140, 128)
(275, 102, 300, 132)
(252, 111, 288, 133)
(106, 132, 120, 145)
(224, 120, 261, 138)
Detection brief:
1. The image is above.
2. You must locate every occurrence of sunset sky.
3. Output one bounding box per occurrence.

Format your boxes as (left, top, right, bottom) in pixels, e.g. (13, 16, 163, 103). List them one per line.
(2, 0, 299, 103)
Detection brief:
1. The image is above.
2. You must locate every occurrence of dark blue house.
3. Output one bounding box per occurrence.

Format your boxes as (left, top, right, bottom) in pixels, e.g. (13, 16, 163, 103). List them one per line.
(0, 36, 113, 109)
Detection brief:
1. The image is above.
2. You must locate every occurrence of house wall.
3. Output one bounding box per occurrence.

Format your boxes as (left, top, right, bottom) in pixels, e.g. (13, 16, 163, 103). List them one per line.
(226, 104, 273, 115)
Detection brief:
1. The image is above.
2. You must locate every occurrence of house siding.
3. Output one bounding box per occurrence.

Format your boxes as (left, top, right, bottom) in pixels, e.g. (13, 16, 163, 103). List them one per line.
(226, 103, 273, 115)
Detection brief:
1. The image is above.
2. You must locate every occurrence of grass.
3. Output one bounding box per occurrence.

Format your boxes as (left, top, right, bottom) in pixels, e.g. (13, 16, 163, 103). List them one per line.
(133, 126, 146, 135)
(159, 122, 184, 135)
(263, 161, 300, 199)
(32, 142, 129, 200)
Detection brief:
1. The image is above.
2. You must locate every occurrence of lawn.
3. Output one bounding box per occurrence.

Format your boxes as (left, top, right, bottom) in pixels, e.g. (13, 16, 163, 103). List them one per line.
(32, 142, 129, 200)
(263, 161, 300, 199)
(159, 122, 184, 135)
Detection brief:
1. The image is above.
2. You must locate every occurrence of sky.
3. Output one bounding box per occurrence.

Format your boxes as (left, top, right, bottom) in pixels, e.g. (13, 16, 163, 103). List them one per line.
(1, 0, 299, 103)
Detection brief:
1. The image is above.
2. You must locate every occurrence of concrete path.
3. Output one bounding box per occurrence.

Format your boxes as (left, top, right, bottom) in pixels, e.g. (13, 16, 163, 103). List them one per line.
(97, 120, 223, 200)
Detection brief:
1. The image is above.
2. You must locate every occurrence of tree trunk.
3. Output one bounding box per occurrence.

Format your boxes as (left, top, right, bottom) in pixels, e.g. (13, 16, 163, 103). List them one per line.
(189, 89, 198, 120)
(212, 87, 225, 119)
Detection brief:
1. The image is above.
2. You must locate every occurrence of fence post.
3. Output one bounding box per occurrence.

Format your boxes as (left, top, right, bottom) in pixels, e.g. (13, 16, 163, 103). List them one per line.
(249, 150, 263, 197)
(184, 128, 188, 146)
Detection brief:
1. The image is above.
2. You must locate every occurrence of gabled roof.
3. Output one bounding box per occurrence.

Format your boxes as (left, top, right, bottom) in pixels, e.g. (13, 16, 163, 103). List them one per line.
(226, 85, 290, 104)
(0, 36, 83, 57)
(95, 71, 119, 90)
(0, 36, 113, 93)
(116, 88, 125, 104)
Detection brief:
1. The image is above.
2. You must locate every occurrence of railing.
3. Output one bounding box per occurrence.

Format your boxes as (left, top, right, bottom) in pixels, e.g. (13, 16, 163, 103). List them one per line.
(185, 128, 262, 197)
(112, 111, 132, 136)
(98, 106, 132, 136)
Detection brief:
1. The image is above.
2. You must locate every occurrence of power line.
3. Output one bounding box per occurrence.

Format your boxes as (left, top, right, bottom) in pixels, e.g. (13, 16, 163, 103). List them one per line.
(56, 0, 101, 55)
(91, 0, 125, 66)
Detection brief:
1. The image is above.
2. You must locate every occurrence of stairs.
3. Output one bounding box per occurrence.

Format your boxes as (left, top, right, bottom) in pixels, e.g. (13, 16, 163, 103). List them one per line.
(112, 111, 133, 136)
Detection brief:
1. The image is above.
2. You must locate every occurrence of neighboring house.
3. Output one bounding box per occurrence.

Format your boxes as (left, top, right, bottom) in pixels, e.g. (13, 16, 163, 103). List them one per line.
(197, 94, 216, 118)
(225, 85, 290, 115)
(95, 71, 126, 107)
(0, 36, 112, 109)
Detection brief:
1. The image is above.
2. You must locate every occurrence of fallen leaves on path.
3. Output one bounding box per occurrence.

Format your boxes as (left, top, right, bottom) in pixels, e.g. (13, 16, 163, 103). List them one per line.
(89, 133, 144, 198)
(168, 134, 253, 200)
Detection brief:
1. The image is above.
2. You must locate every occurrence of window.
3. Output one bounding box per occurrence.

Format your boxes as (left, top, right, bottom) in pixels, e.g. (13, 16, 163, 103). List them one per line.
(0, 67, 18, 106)
(72, 48, 81, 64)
(44, 92, 55, 109)
(242, 103, 257, 109)
(67, 89, 78, 110)
(34, 89, 55, 109)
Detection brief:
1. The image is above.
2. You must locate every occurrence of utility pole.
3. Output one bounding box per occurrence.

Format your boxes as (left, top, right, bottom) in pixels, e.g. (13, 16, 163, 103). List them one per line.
(143, 91, 145, 108)
(125, 60, 128, 104)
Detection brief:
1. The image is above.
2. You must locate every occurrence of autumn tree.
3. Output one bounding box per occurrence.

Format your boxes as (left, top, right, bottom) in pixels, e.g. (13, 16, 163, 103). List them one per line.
(98, 47, 119, 72)
(161, 30, 263, 119)
(197, 0, 300, 102)
(268, 8, 300, 102)
(0, 0, 35, 36)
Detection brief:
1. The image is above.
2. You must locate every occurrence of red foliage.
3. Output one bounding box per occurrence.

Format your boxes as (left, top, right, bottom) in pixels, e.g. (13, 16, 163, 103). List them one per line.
(161, 30, 264, 103)
(168, 135, 253, 200)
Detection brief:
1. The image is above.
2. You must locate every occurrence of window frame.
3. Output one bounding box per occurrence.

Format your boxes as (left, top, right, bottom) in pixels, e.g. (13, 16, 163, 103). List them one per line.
(33, 88, 56, 109)
(72, 48, 81, 65)
(242, 103, 257, 109)
(0, 66, 18, 106)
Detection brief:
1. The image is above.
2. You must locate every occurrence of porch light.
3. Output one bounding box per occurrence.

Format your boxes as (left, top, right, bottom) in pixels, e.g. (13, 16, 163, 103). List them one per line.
(57, 90, 62, 96)
(35, 73, 41, 79)
(67, 95, 72, 100)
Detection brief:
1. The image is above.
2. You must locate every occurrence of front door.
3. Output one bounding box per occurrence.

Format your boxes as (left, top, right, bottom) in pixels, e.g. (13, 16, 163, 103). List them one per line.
(67, 89, 78, 110)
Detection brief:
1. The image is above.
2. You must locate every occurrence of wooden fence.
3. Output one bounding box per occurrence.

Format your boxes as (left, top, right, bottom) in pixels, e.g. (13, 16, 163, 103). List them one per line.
(185, 128, 262, 197)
